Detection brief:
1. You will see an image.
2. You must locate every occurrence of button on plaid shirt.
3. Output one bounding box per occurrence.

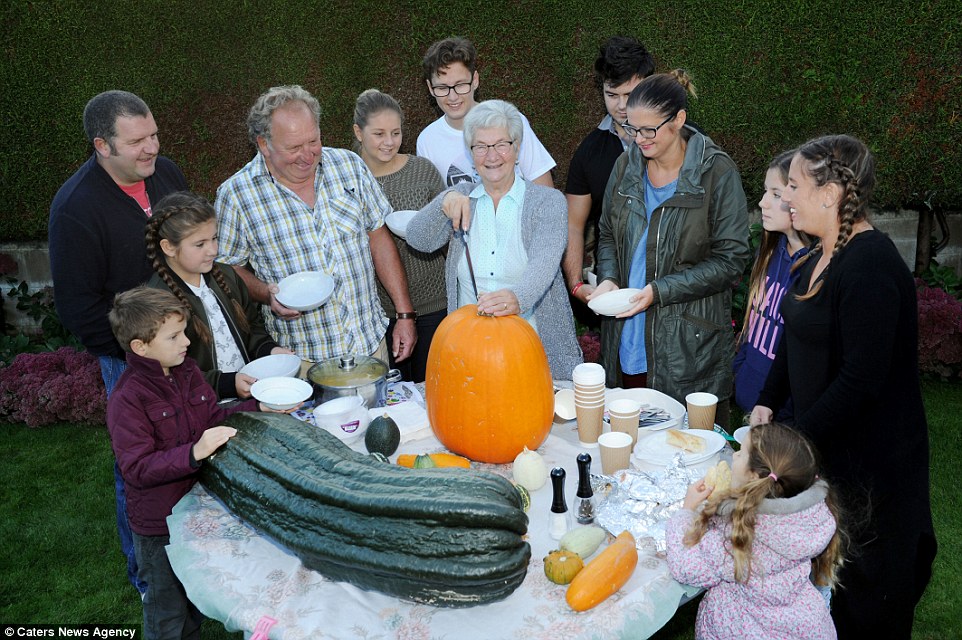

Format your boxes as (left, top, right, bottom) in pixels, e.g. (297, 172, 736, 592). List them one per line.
(215, 148, 390, 362)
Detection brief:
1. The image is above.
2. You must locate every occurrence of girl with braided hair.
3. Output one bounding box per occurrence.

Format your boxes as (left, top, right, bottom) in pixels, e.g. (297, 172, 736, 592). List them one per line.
(750, 135, 935, 638)
(667, 423, 842, 639)
(146, 192, 293, 400)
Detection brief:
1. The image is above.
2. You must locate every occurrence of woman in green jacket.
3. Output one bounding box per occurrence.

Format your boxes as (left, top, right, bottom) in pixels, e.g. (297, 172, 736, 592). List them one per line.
(591, 70, 750, 427)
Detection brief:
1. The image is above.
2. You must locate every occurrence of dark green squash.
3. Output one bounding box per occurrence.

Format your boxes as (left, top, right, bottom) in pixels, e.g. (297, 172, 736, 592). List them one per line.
(201, 412, 530, 607)
(365, 413, 401, 456)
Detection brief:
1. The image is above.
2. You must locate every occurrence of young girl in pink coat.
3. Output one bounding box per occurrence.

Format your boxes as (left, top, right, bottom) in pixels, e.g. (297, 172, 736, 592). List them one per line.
(666, 423, 843, 640)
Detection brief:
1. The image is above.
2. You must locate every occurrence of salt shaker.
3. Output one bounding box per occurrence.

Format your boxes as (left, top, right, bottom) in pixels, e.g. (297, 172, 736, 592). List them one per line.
(549, 467, 572, 540)
(575, 452, 595, 524)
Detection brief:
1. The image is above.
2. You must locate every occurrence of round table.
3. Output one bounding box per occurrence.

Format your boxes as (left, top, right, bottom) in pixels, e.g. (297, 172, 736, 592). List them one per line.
(166, 387, 719, 639)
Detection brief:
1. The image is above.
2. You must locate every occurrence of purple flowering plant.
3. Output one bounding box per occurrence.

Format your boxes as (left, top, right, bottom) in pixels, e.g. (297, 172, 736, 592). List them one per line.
(579, 330, 601, 364)
(0, 347, 106, 427)
(916, 279, 962, 380)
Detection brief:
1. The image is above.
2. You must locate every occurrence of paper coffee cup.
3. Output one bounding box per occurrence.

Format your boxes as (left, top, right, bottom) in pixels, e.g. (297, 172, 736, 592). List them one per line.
(608, 398, 641, 445)
(576, 403, 604, 445)
(572, 363, 606, 385)
(686, 392, 718, 430)
(598, 431, 633, 474)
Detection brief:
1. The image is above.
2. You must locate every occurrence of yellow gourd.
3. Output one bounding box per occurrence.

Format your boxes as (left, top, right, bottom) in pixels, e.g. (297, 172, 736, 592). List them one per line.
(565, 531, 638, 611)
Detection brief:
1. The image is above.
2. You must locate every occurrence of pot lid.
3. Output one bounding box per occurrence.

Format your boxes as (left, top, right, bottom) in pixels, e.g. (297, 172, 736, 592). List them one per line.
(308, 354, 388, 388)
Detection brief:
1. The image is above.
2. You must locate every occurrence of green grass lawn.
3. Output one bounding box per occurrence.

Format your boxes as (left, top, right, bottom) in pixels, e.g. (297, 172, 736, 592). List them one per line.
(1, 380, 959, 638)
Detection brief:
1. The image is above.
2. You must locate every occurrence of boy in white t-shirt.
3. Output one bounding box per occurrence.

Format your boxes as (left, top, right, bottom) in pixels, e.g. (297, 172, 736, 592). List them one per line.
(416, 37, 556, 187)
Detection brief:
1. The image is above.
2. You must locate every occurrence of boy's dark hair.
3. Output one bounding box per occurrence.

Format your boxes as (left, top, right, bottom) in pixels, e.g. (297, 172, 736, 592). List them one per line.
(422, 37, 477, 81)
(109, 286, 190, 351)
(593, 36, 655, 92)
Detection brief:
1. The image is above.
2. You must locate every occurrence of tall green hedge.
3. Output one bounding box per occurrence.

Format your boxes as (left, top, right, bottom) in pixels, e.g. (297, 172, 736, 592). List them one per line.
(2, 0, 959, 241)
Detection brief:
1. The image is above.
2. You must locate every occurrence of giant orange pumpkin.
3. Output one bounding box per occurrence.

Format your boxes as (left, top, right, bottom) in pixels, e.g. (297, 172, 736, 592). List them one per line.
(425, 304, 554, 464)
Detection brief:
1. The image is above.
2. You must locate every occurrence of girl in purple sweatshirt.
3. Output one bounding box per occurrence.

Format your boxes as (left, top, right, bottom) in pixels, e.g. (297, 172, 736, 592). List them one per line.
(667, 423, 843, 640)
(733, 151, 810, 419)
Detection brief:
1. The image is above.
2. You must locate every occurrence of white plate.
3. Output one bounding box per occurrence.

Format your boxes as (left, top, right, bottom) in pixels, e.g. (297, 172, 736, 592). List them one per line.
(275, 271, 335, 312)
(634, 428, 726, 465)
(385, 210, 418, 238)
(587, 288, 643, 316)
(251, 377, 312, 410)
(733, 425, 751, 445)
(606, 388, 684, 430)
(239, 354, 301, 380)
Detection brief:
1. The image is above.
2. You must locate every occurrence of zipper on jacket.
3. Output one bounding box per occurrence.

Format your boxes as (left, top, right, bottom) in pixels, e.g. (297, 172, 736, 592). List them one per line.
(648, 207, 667, 390)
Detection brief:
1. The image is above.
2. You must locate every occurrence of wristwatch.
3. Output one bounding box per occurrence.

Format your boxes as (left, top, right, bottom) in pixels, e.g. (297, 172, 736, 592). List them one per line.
(396, 311, 417, 320)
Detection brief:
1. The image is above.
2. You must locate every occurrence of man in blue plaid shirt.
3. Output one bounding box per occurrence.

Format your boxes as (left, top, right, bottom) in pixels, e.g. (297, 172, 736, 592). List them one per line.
(215, 85, 416, 365)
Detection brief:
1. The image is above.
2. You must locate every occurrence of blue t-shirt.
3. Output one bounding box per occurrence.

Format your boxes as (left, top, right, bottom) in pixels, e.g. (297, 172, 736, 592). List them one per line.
(619, 172, 678, 374)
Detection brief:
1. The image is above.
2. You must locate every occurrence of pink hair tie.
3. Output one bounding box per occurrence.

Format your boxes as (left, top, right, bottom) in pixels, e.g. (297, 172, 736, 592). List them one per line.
(768, 472, 779, 482)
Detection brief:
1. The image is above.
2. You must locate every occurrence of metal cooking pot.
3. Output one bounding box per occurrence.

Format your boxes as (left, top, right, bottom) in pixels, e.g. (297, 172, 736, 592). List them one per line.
(307, 354, 401, 408)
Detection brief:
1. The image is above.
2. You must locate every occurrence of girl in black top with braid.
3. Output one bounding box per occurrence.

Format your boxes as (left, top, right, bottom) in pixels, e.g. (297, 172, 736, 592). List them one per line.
(751, 135, 935, 638)
(145, 191, 293, 399)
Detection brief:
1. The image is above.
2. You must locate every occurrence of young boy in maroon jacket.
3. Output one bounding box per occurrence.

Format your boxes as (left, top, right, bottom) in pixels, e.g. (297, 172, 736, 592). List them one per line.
(106, 287, 279, 640)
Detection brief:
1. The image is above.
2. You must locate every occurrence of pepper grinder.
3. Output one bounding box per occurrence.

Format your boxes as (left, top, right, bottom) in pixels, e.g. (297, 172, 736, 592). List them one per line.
(575, 452, 595, 524)
(549, 467, 572, 540)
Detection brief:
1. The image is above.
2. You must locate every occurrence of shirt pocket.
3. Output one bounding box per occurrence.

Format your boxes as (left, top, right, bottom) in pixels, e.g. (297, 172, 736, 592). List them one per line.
(326, 191, 369, 237)
(186, 391, 214, 442)
(145, 402, 181, 447)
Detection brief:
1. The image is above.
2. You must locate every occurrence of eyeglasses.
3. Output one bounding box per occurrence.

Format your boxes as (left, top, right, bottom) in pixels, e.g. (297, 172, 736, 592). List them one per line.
(470, 140, 514, 157)
(622, 113, 677, 140)
(430, 82, 473, 98)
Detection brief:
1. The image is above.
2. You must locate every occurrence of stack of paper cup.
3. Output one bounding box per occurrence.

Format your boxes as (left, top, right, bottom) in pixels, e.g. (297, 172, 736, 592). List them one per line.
(686, 392, 719, 430)
(572, 363, 606, 446)
(608, 397, 641, 446)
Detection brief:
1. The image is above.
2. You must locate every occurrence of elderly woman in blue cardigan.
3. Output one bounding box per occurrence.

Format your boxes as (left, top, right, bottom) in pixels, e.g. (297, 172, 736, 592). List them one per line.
(407, 99, 582, 380)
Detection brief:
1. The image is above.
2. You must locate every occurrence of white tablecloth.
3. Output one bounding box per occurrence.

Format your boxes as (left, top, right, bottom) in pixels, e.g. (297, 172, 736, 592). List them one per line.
(166, 388, 715, 640)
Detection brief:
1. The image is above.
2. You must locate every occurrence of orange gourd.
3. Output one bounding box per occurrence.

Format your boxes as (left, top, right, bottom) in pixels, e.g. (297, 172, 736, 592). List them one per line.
(425, 304, 554, 464)
(565, 531, 638, 611)
(396, 453, 471, 468)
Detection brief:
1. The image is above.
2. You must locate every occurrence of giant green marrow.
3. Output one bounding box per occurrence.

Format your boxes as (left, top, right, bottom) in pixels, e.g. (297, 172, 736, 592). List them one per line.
(201, 411, 531, 607)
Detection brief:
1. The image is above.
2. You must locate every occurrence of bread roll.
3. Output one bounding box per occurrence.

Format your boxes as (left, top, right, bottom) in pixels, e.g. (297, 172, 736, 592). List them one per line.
(665, 429, 706, 453)
(704, 460, 732, 493)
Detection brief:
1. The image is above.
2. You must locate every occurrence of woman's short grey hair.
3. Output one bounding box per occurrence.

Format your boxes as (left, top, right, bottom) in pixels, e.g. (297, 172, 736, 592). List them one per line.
(463, 99, 524, 150)
(247, 85, 321, 146)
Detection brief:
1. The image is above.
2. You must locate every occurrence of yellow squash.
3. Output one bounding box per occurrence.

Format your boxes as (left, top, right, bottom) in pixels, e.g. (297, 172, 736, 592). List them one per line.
(565, 531, 638, 611)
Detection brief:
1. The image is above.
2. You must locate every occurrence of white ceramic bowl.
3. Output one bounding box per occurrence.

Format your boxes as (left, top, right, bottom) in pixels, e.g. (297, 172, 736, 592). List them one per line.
(239, 353, 301, 380)
(554, 388, 576, 422)
(385, 210, 418, 238)
(275, 271, 335, 312)
(733, 425, 751, 445)
(313, 395, 370, 444)
(588, 288, 643, 316)
(251, 377, 313, 411)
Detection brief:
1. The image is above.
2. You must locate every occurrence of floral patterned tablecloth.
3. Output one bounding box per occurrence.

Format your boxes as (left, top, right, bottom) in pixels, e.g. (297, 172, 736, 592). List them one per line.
(167, 391, 704, 640)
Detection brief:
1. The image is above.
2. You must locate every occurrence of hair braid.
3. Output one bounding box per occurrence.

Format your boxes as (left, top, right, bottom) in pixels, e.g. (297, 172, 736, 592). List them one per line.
(829, 159, 861, 256)
(792, 135, 876, 302)
(145, 192, 219, 345)
(144, 208, 202, 341)
(684, 423, 844, 585)
(210, 266, 250, 335)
